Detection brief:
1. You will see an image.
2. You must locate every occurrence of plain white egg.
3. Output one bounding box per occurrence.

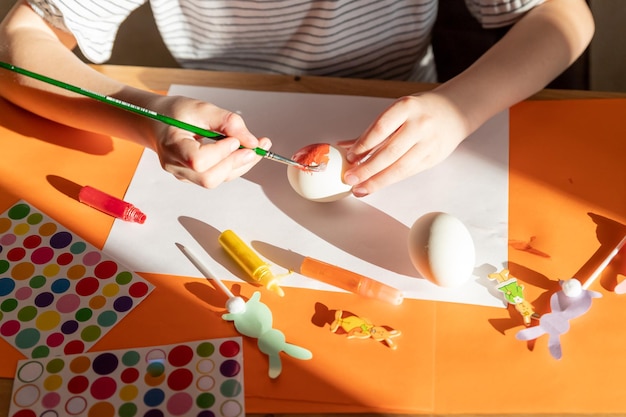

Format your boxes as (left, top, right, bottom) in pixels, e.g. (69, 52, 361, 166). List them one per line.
(287, 143, 352, 202)
(408, 212, 476, 288)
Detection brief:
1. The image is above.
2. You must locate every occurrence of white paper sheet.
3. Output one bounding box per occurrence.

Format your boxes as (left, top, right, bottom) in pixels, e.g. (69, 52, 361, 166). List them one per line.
(104, 85, 509, 307)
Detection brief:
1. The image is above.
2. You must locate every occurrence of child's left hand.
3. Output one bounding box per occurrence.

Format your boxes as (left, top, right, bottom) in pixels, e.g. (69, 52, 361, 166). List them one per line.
(342, 91, 469, 197)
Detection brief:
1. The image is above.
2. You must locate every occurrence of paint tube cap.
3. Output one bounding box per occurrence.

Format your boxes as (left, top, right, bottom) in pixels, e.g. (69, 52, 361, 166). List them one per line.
(358, 279, 404, 305)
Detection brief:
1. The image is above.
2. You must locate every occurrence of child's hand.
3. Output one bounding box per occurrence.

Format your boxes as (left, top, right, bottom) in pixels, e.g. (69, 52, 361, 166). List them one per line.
(342, 92, 469, 197)
(147, 95, 271, 188)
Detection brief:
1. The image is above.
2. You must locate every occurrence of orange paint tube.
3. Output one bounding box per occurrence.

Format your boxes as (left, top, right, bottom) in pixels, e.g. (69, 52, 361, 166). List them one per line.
(300, 257, 404, 305)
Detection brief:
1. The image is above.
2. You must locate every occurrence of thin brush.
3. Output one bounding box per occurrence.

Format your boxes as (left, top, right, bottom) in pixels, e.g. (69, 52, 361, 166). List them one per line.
(176, 243, 246, 314)
(582, 235, 626, 290)
(0, 61, 324, 172)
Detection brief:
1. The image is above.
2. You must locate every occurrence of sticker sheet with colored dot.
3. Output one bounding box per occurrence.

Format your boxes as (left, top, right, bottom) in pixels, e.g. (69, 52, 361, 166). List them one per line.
(0, 201, 154, 358)
(9, 337, 245, 417)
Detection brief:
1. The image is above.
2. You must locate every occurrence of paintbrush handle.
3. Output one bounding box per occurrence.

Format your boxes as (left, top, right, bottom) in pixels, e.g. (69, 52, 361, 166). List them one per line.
(0, 61, 225, 139)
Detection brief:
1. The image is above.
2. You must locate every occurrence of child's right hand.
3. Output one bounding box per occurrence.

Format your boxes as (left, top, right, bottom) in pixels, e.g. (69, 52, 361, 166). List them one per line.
(147, 94, 272, 188)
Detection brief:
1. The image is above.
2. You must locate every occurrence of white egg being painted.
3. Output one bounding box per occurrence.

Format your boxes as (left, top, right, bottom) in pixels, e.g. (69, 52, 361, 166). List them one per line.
(408, 212, 476, 288)
(287, 143, 352, 202)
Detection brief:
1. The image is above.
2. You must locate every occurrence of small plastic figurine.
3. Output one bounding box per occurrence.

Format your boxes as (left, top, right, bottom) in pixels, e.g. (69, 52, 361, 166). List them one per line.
(223, 291, 312, 378)
(488, 269, 540, 326)
(516, 278, 601, 359)
(329, 309, 400, 350)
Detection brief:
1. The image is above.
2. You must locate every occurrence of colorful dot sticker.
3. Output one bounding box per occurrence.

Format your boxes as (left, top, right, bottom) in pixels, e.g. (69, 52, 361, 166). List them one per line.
(9, 338, 245, 417)
(0, 201, 154, 360)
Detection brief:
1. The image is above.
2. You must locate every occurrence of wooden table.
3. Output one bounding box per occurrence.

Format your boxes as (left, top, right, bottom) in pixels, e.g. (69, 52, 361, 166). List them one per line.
(1, 65, 625, 417)
(96, 64, 626, 100)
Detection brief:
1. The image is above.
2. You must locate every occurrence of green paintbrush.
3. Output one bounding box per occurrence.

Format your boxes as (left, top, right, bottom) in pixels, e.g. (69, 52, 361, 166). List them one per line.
(0, 61, 323, 172)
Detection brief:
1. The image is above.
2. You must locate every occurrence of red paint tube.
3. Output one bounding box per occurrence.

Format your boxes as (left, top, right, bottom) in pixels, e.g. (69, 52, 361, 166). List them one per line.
(78, 185, 146, 224)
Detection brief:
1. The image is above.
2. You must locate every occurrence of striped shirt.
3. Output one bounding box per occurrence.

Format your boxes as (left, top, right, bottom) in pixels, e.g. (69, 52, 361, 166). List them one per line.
(27, 0, 544, 81)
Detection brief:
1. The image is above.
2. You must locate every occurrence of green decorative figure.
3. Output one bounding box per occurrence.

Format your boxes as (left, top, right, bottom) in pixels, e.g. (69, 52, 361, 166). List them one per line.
(223, 291, 312, 379)
(488, 269, 540, 326)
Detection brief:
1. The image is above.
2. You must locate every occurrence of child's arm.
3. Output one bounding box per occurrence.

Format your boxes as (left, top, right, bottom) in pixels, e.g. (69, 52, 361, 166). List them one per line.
(0, 1, 268, 188)
(344, 0, 594, 197)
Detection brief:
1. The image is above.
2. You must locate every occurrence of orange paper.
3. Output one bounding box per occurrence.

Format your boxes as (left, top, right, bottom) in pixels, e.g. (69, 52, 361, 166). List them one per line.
(1, 96, 626, 414)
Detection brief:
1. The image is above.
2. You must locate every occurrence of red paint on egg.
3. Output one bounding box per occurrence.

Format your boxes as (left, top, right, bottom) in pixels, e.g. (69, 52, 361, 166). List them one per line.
(291, 143, 331, 170)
